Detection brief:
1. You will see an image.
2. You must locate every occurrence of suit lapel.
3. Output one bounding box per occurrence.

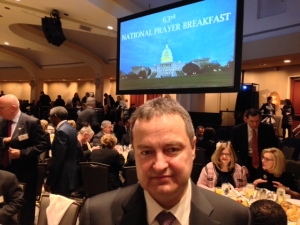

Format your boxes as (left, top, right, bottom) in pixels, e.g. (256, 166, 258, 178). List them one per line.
(190, 184, 220, 225)
(11, 113, 25, 143)
(114, 185, 147, 225)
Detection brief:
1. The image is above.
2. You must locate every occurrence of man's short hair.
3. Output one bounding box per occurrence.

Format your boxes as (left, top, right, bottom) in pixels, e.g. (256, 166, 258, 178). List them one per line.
(130, 97, 195, 147)
(244, 108, 262, 118)
(267, 96, 273, 101)
(49, 106, 68, 120)
(86, 97, 96, 106)
(101, 120, 111, 129)
(79, 125, 94, 137)
(250, 199, 287, 225)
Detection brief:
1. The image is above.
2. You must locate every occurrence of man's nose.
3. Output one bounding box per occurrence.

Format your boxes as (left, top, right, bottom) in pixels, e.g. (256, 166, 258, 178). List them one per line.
(153, 152, 168, 172)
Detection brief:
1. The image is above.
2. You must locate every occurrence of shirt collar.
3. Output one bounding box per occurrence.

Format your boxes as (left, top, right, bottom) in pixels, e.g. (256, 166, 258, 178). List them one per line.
(56, 120, 67, 129)
(144, 179, 192, 225)
(11, 110, 21, 123)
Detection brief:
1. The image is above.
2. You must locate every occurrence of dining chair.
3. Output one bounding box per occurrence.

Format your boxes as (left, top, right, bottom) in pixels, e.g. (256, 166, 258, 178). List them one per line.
(122, 166, 138, 187)
(37, 194, 81, 225)
(36, 163, 47, 205)
(194, 147, 206, 166)
(190, 163, 203, 184)
(281, 146, 295, 160)
(79, 162, 110, 198)
(285, 160, 300, 190)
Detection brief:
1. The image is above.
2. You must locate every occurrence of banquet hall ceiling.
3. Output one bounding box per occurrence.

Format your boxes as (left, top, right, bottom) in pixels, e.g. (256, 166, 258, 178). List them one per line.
(0, 0, 300, 80)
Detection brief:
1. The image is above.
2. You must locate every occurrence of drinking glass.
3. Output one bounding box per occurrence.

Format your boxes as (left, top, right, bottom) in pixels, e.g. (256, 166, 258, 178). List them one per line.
(245, 183, 255, 199)
(284, 194, 291, 201)
(215, 187, 222, 195)
(221, 183, 230, 196)
(276, 187, 285, 204)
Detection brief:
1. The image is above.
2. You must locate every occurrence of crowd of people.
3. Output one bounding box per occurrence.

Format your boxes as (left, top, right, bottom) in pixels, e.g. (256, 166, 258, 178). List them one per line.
(0, 92, 299, 225)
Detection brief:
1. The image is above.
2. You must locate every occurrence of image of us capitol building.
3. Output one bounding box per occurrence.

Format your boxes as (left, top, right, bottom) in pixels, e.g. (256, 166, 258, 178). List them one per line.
(130, 44, 210, 78)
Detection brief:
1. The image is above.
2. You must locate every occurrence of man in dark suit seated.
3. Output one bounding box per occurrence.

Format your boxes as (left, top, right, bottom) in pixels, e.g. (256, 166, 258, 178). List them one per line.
(80, 98, 251, 225)
(0, 94, 50, 225)
(92, 120, 113, 146)
(231, 108, 279, 182)
(0, 170, 25, 225)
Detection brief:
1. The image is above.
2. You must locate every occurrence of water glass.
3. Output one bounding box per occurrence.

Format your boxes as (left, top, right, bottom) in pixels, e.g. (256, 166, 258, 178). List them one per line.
(276, 187, 285, 204)
(284, 194, 291, 200)
(245, 183, 255, 199)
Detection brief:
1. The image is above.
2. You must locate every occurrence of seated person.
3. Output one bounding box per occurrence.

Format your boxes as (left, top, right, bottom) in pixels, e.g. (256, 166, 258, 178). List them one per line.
(0, 170, 25, 225)
(253, 147, 300, 199)
(196, 127, 216, 162)
(249, 199, 287, 225)
(197, 142, 247, 190)
(90, 134, 124, 190)
(124, 150, 135, 167)
(92, 120, 113, 147)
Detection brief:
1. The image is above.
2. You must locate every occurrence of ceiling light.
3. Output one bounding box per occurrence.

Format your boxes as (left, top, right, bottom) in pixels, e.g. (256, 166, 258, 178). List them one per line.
(16, 0, 21, 2)
(108, 26, 113, 30)
(4, 42, 9, 45)
(284, 60, 291, 63)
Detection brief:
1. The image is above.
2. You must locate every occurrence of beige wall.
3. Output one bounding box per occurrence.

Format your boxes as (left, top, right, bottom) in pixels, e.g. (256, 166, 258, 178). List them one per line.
(0, 82, 31, 100)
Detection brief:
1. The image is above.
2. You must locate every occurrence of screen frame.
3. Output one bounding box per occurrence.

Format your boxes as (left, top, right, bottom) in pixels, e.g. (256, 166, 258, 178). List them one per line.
(116, 0, 244, 94)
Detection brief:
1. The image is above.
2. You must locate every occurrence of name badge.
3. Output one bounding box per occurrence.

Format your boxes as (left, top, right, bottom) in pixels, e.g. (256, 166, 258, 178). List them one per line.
(18, 134, 29, 141)
(0, 195, 3, 203)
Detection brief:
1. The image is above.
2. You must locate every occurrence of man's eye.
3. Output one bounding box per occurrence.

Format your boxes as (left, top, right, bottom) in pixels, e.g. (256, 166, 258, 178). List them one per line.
(141, 151, 151, 155)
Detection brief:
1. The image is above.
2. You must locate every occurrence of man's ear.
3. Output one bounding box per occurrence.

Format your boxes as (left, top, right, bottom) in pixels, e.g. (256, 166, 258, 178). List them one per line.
(191, 136, 196, 159)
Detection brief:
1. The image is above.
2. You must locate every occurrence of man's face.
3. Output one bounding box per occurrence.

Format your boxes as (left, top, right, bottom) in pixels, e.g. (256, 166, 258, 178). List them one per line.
(245, 115, 261, 130)
(133, 115, 196, 209)
(196, 128, 204, 137)
(0, 100, 14, 120)
(103, 123, 112, 134)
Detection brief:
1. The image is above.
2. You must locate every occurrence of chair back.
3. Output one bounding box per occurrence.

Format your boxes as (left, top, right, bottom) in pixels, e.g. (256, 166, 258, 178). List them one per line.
(37, 194, 81, 225)
(191, 163, 202, 184)
(282, 146, 295, 160)
(122, 166, 138, 187)
(80, 162, 110, 197)
(286, 160, 300, 190)
(194, 148, 206, 166)
(282, 138, 300, 160)
(37, 163, 47, 201)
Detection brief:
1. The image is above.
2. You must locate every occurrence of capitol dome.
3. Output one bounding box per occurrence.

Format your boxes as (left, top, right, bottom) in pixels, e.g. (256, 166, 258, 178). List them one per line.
(161, 44, 173, 63)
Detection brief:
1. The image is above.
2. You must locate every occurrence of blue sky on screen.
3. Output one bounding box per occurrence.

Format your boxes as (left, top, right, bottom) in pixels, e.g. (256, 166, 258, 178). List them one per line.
(120, 0, 237, 74)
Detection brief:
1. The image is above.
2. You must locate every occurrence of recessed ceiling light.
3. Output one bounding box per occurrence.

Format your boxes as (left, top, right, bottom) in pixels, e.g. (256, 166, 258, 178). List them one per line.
(16, 0, 21, 2)
(108, 26, 113, 30)
(4, 42, 9, 45)
(260, 63, 266, 66)
(284, 60, 291, 63)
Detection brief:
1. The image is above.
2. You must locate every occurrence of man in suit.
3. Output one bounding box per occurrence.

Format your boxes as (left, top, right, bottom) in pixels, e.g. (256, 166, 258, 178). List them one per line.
(0, 94, 50, 225)
(45, 106, 78, 197)
(92, 120, 113, 146)
(0, 170, 24, 225)
(231, 108, 279, 182)
(76, 97, 100, 134)
(80, 97, 251, 225)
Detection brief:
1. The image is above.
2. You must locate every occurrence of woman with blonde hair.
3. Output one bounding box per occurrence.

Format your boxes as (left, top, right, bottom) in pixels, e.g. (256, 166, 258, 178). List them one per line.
(197, 142, 247, 190)
(253, 148, 300, 199)
(90, 134, 124, 190)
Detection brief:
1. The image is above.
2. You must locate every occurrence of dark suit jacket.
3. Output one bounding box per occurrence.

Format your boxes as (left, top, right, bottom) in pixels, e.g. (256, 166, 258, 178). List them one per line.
(76, 107, 100, 133)
(90, 148, 124, 190)
(80, 183, 251, 225)
(0, 170, 24, 225)
(121, 133, 131, 146)
(0, 113, 50, 225)
(231, 122, 279, 166)
(0, 113, 50, 182)
(46, 122, 78, 193)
